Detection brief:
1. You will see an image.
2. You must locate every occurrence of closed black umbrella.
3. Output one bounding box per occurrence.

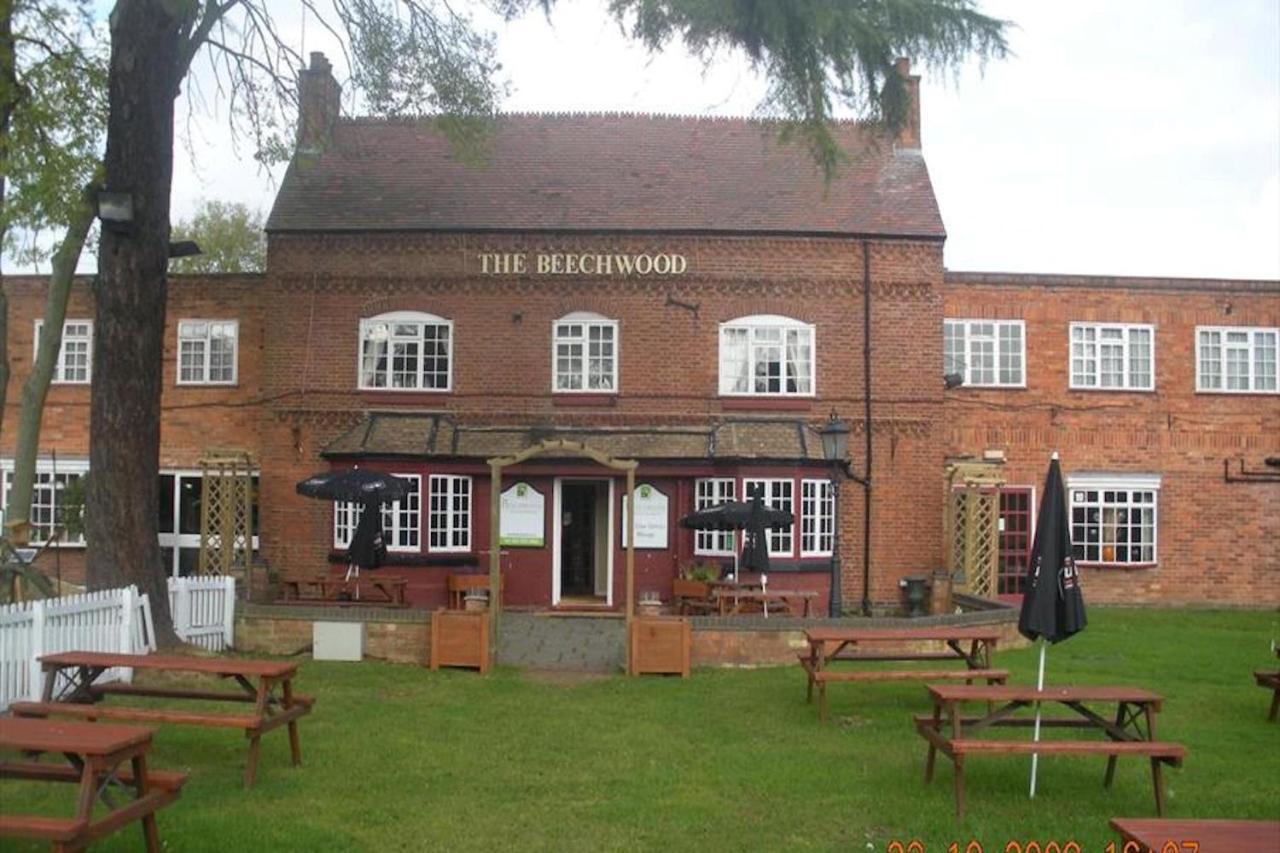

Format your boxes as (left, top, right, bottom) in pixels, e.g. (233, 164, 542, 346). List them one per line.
(680, 494, 792, 578)
(1019, 452, 1087, 798)
(346, 497, 388, 570)
(296, 468, 411, 587)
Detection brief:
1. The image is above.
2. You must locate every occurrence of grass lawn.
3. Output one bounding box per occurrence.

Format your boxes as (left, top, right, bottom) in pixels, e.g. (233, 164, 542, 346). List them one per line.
(2, 608, 1278, 852)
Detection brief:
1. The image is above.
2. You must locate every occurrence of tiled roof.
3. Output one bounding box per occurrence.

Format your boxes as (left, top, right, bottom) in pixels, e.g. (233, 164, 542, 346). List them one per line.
(266, 114, 944, 238)
(322, 414, 827, 463)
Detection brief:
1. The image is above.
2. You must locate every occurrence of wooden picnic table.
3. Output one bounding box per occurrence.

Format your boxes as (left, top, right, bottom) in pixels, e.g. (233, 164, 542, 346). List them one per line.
(0, 716, 186, 852)
(710, 585, 816, 617)
(1256, 645, 1280, 722)
(800, 626, 1008, 721)
(916, 684, 1186, 820)
(1109, 818, 1280, 853)
(9, 651, 313, 788)
(280, 574, 408, 607)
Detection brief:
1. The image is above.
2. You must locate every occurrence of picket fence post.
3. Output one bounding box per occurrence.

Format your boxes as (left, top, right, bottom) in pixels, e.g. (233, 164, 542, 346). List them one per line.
(222, 576, 236, 648)
(172, 577, 189, 640)
(29, 599, 46, 701)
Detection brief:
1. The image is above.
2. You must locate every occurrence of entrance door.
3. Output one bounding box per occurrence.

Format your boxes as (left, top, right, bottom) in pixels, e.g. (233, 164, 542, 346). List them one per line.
(556, 480, 611, 602)
(997, 487, 1034, 598)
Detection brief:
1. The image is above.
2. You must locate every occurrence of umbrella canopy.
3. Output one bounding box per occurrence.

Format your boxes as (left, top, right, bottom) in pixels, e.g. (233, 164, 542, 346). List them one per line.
(680, 495, 793, 576)
(296, 468, 410, 503)
(1018, 455, 1087, 643)
(345, 497, 389, 570)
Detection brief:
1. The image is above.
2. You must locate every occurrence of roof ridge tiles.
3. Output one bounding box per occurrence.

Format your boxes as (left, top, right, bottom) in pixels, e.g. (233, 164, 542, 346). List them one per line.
(339, 111, 873, 127)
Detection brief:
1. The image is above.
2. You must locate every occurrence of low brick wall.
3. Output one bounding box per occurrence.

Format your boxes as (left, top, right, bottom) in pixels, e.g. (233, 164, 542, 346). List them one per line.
(237, 605, 430, 665)
(238, 602, 1022, 670)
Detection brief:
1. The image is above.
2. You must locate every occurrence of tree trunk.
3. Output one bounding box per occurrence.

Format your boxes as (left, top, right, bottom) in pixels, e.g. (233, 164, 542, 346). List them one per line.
(6, 192, 96, 538)
(1, 0, 17, 440)
(87, 0, 191, 646)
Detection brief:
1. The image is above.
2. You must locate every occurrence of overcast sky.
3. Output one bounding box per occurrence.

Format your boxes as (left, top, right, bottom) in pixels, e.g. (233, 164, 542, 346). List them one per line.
(84, 1, 1280, 280)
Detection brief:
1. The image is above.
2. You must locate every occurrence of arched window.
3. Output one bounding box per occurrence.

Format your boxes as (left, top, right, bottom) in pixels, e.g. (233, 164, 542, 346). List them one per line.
(718, 315, 814, 396)
(552, 311, 618, 393)
(358, 311, 453, 391)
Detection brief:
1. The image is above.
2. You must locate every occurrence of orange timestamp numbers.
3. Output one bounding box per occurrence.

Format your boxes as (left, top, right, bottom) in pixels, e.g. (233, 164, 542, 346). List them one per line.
(886, 843, 1201, 853)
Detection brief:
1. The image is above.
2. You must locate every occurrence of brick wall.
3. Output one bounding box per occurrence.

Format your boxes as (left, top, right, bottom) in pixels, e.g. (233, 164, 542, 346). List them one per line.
(943, 273, 1280, 606)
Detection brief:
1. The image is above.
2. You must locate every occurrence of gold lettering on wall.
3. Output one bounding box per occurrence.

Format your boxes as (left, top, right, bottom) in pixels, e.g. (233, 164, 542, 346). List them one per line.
(477, 252, 687, 276)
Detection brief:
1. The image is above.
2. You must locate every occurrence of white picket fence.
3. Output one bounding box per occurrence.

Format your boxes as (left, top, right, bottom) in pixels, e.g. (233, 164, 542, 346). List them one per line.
(0, 576, 236, 711)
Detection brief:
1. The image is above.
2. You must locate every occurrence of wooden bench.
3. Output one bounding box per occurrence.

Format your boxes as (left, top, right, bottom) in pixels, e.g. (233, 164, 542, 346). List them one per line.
(672, 578, 715, 616)
(917, 684, 1185, 820)
(1254, 669, 1279, 721)
(0, 717, 185, 853)
(800, 626, 1004, 722)
(1110, 817, 1280, 853)
(280, 574, 408, 607)
(18, 651, 314, 788)
(447, 571, 505, 609)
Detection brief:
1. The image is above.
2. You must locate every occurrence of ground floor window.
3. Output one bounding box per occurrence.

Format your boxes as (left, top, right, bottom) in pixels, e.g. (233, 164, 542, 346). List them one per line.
(158, 471, 260, 576)
(693, 478, 736, 555)
(428, 474, 471, 552)
(1068, 474, 1160, 565)
(742, 478, 794, 556)
(332, 474, 421, 553)
(0, 460, 89, 546)
(799, 479, 834, 556)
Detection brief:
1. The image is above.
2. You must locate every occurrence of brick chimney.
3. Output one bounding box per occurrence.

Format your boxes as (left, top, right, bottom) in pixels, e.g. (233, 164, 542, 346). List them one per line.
(297, 52, 341, 153)
(893, 57, 922, 150)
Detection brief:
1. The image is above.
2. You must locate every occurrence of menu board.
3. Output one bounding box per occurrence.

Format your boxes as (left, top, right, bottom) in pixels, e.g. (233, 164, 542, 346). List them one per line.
(621, 483, 669, 549)
(500, 482, 545, 547)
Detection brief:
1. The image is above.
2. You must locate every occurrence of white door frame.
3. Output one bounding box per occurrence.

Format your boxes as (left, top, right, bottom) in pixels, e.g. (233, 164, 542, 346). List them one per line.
(552, 477, 614, 606)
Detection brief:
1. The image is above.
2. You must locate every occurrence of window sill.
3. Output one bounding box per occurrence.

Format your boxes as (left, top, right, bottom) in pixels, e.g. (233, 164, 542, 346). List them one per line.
(175, 382, 239, 389)
(552, 394, 617, 407)
(1077, 562, 1157, 571)
(1067, 387, 1156, 394)
(721, 398, 814, 412)
(1194, 389, 1279, 397)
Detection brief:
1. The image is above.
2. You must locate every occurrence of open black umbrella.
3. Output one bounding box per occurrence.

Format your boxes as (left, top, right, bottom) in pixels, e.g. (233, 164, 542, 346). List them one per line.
(296, 468, 410, 585)
(680, 494, 793, 579)
(1018, 452, 1087, 797)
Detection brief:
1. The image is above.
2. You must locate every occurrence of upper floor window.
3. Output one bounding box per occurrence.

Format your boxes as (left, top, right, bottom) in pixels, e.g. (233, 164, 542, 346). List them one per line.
(719, 315, 814, 397)
(1069, 323, 1154, 390)
(34, 320, 92, 384)
(944, 319, 1025, 388)
(0, 459, 89, 547)
(333, 473, 421, 552)
(359, 312, 452, 392)
(553, 313, 617, 392)
(1196, 326, 1278, 394)
(1068, 473, 1160, 566)
(178, 320, 238, 385)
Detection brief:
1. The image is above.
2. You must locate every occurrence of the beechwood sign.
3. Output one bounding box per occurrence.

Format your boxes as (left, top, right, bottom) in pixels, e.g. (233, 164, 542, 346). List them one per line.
(477, 252, 688, 276)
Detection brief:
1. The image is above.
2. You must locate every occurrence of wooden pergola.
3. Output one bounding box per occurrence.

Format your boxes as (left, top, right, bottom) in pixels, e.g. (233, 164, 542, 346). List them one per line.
(485, 439, 639, 668)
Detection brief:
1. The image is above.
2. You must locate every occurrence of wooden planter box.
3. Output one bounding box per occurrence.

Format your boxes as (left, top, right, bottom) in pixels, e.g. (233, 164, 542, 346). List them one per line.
(429, 609, 490, 674)
(628, 617, 691, 678)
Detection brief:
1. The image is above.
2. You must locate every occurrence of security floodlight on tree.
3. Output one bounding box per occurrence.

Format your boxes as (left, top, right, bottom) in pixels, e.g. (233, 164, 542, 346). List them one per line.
(167, 240, 202, 259)
(95, 189, 135, 231)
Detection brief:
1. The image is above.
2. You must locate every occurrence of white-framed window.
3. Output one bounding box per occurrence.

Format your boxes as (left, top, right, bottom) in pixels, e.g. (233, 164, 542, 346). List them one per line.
(693, 478, 736, 556)
(943, 319, 1025, 387)
(34, 320, 92, 384)
(428, 475, 472, 552)
(553, 312, 618, 392)
(0, 459, 89, 547)
(332, 474, 421, 552)
(1067, 473, 1160, 566)
(1195, 326, 1278, 394)
(1070, 323, 1154, 390)
(800, 479, 835, 557)
(359, 312, 452, 391)
(742, 478, 794, 556)
(177, 320, 238, 385)
(719, 315, 815, 397)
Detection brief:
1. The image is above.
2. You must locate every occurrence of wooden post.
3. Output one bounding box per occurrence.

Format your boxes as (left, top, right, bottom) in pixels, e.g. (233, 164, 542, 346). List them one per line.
(625, 466, 636, 674)
(488, 461, 502, 669)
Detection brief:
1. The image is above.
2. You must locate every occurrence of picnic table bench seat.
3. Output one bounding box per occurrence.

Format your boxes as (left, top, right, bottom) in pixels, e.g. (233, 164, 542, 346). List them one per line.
(0, 760, 188, 790)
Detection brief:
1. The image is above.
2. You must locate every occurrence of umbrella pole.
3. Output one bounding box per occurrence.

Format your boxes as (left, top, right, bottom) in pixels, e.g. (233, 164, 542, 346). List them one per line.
(1030, 640, 1047, 797)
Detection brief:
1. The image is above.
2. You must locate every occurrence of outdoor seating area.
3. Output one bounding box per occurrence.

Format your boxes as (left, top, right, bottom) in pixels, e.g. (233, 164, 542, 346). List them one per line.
(1255, 645, 1279, 721)
(7, 651, 313, 788)
(278, 574, 409, 608)
(1, 608, 1276, 849)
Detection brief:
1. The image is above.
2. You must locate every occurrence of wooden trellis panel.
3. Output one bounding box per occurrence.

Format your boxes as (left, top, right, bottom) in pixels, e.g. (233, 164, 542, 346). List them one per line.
(198, 451, 255, 581)
(944, 461, 1005, 599)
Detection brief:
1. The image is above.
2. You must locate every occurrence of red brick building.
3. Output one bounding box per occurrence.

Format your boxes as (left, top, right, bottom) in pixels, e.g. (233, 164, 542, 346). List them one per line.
(3, 55, 1277, 609)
